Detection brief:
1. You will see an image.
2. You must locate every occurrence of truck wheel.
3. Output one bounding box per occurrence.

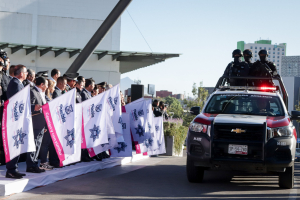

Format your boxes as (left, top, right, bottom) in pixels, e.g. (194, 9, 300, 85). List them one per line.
(186, 155, 204, 183)
(279, 165, 294, 189)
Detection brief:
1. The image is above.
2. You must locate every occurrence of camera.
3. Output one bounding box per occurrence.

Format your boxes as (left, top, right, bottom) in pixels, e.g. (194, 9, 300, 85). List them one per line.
(0, 49, 8, 68)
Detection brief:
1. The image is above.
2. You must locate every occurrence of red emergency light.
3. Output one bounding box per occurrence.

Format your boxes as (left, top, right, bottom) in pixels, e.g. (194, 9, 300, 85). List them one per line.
(260, 86, 277, 91)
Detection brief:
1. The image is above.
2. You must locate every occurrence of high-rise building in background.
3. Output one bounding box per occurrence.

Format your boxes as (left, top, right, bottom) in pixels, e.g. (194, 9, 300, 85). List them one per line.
(281, 56, 300, 77)
(237, 40, 286, 74)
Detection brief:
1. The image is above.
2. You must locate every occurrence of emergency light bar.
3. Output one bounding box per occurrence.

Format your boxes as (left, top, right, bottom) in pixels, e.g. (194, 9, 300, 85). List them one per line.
(219, 86, 278, 91)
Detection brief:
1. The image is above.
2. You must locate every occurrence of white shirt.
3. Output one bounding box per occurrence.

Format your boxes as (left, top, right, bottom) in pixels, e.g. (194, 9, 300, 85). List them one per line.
(49, 76, 57, 86)
(28, 80, 34, 86)
(35, 86, 46, 104)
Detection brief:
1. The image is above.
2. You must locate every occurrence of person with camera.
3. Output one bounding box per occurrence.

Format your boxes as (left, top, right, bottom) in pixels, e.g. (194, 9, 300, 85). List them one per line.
(223, 49, 250, 86)
(154, 101, 169, 120)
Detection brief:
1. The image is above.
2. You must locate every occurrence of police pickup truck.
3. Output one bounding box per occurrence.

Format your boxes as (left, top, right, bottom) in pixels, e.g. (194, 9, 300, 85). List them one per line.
(186, 76, 298, 189)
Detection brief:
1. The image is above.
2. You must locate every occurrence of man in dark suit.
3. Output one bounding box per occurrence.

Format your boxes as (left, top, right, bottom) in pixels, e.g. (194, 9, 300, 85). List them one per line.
(23, 69, 35, 88)
(75, 80, 83, 104)
(8, 65, 15, 81)
(52, 77, 67, 99)
(63, 73, 78, 92)
(26, 76, 49, 173)
(81, 79, 94, 101)
(5, 65, 34, 178)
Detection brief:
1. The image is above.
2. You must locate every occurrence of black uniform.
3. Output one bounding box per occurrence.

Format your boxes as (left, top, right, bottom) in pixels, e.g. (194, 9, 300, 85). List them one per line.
(223, 60, 250, 86)
(250, 49, 278, 87)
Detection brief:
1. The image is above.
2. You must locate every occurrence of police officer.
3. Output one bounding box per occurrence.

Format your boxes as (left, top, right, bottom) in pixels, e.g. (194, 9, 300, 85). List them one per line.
(250, 49, 278, 86)
(223, 49, 250, 86)
(243, 49, 253, 67)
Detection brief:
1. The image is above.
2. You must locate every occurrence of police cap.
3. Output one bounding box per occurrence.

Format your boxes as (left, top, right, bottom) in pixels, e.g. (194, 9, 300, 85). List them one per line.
(63, 72, 79, 80)
(36, 70, 48, 78)
(232, 49, 243, 58)
(243, 49, 252, 57)
(258, 49, 268, 56)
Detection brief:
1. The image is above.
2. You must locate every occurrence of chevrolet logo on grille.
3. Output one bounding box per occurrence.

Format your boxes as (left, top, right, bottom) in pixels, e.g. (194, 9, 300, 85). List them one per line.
(231, 128, 246, 134)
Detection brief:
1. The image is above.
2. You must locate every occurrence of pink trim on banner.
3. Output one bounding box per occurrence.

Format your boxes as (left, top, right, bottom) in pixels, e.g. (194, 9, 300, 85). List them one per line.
(143, 152, 148, 156)
(122, 106, 126, 113)
(108, 149, 111, 156)
(2, 100, 10, 163)
(87, 148, 96, 157)
(130, 129, 141, 154)
(43, 103, 65, 167)
(81, 115, 87, 149)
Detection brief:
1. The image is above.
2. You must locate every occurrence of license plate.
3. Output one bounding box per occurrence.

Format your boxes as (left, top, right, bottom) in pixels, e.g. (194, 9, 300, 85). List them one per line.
(228, 144, 248, 155)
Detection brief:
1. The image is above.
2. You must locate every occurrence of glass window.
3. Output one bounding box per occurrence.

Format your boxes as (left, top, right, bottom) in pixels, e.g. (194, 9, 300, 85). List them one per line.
(278, 48, 280, 50)
(277, 60, 279, 62)
(278, 64, 280, 66)
(273, 56, 275, 58)
(278, 52, 279, 55)
(255, 58, 257, 61)
(282, 49, 284, 51)
(205, 94, 284, 116)
(282, 52, 284, 55)
(255, 47, 257, 49)
(273, 60, 275, 62)
(260, 47, 262, 49)
(250, 46, 253, 49)
(269, 47, 271, 50)
(264, 47, 266, 50)
(255, 55, 257, 57)
(255, 51, 257, 53)
(277, 56, 279, 58)
(273, 48, 275, 50)
(273, 52, 275, 54)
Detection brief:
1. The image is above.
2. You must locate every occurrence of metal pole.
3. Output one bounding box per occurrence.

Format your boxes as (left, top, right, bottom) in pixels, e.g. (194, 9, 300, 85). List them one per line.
(65, 0, 132, 74)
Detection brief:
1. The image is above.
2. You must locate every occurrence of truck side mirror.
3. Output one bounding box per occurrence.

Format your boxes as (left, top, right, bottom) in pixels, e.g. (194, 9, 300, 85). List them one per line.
(190, 106, 201, 115)
(290, 110, 300, 120)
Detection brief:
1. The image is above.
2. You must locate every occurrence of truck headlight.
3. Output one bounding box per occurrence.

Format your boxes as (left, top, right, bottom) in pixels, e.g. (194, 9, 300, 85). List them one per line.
(267, 124, 294, 139)
(189, 122, 208, 135)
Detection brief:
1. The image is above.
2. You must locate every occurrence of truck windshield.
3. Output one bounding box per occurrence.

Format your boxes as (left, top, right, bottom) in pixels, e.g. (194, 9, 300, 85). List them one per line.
(205, 94, 285, 116)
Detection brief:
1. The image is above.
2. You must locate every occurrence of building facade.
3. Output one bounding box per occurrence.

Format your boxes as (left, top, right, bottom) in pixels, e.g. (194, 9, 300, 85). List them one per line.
(0, 0, 179, 85)
(156, 90, 172, 98)
(281, 56, 300, 77)
(237, 40, 286, 74)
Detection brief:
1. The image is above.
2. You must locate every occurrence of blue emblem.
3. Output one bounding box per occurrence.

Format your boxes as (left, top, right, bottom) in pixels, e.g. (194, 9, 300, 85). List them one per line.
(148, 122, 152, 132)
(19, 103, 24, 114)
(64, 129, 75, 148)
(155, 125, 159, 132)
(89, 124, 101, 142)
(108, 97, 116, 111)
(132, 109, 138, 120)
(122, 123, 126, 129)
(95, 104, 102, 112)
(144, 137, 153, 148)
(65, 105, 73, 115)
(14, 102, 19, 121)
(114, 142, 127, 153)
(90, 104, 95, 118)
(135, 124, 144, 137)
(59, 104, 66, 123)
(138, 109, 144, 116)
(157, 140, 161, 147)
(114, 97, 118, 105)
(12, 128, 27, 149)
(147, 109, 149, 113)
(118, 117, 122, 124)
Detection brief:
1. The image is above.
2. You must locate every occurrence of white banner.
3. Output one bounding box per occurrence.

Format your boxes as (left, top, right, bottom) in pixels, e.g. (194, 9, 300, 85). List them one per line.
(109, 113, 132, 157)
(2, 85, 35, 162)
(62, 103, 82, 166)
(106, 84, 124, 142)
(147, 117, 166, 155)
(82, 91, 109, 148)
(43, 89, 77, 166)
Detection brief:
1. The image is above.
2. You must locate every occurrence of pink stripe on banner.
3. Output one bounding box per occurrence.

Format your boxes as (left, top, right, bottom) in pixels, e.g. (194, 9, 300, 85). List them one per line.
(88, 147, 96, 157)
(42, 103, 65, 167)
(81, 115, 87, 149)
(130, 129, 141, 154)
(2, 100, 10, 163)
(108, 149, 111, 156)
(122, 106, 126, 113)
(143, 152, 148, 156)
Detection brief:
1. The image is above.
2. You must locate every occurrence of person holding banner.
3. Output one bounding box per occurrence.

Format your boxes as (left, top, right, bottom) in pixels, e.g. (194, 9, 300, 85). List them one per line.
(5, 65, 29, 178)
(27, 76, 49, 173)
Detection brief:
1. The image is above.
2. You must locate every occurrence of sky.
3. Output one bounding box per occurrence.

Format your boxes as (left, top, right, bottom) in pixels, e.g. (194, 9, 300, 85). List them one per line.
(120, 0, 300, 97)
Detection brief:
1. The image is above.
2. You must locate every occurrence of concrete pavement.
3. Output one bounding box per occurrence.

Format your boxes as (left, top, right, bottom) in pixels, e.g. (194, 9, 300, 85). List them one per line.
(5, 153, 300, 200)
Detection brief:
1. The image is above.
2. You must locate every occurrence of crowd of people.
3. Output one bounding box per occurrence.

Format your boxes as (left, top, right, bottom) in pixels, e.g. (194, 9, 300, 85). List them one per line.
(0, 49, 128, 179)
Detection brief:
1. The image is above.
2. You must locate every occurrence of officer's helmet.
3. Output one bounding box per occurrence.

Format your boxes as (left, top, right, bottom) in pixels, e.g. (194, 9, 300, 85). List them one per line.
(232, 49, 243, 58)
(243, 49, 252, 57)
(258, 49, 268, 56)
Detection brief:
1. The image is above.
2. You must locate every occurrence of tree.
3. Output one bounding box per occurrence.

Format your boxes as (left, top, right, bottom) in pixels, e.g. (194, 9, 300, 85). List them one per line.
(165, 96, 183, 118)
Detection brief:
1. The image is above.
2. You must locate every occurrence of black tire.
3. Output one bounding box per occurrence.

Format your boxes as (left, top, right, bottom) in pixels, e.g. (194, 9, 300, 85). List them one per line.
(186, 155, 204, 183)
(279, 164, 294, 189)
